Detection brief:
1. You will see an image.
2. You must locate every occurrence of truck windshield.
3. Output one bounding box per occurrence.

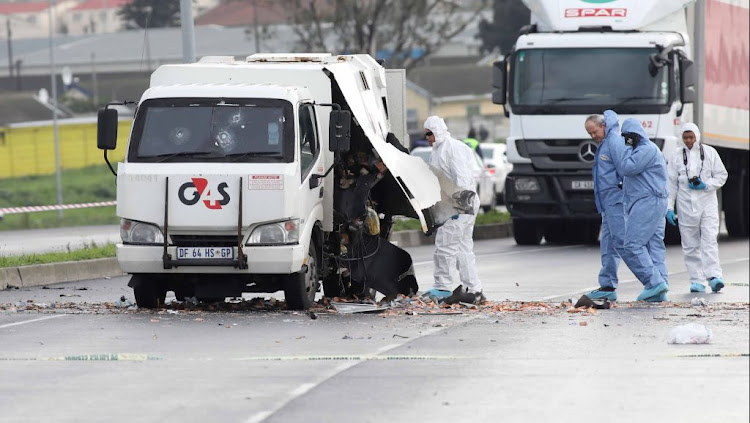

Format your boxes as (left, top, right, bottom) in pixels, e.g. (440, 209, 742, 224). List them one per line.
(128, 98, 294, 163)
(511, 48, 671, 113)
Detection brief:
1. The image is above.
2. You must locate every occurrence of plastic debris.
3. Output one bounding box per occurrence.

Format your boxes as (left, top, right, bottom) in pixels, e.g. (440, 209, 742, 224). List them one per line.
(332, 302, 390, 314)
(691, 297, 708, 307)
(668, 323, 712, 344)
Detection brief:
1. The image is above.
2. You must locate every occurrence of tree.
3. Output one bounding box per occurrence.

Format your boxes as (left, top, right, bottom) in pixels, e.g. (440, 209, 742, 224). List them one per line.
(118, 0, 183, 29)
(280, 0, 489, 71)
(477, 0, 530, 55)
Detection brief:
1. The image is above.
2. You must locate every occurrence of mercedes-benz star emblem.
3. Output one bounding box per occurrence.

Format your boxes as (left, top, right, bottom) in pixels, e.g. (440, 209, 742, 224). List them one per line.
(578, 140, 598, 163)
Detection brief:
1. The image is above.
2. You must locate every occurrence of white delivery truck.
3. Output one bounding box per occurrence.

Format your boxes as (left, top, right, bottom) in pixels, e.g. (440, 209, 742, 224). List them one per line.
(492, 0, 701, 244)
(97, 53, 468, 309)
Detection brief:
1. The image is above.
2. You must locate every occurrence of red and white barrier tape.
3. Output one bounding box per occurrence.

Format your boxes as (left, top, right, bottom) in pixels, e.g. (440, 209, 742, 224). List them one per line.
(0, 201, 116, 215)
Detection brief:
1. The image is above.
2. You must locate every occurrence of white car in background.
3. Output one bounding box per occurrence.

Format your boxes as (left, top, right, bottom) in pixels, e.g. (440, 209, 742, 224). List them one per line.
(479, 143, 513, 204)
(410, 146, 496, 212)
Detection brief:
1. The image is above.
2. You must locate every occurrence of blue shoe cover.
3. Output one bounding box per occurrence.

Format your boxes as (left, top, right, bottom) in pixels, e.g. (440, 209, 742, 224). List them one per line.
(690, 282, 706, 293)
(421, 288, 452, 301)
(636, 282, 669, 302)
(586, 288, 617, 301)
(709, 277, 725, 293)
(644, 292, 668, 303)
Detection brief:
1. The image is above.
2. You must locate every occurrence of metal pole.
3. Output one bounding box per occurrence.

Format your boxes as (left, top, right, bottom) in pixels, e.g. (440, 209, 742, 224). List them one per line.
(252, 0, 260, 53)
(91, 52, 98, 106)
(6, 17, 13, 79)
(180, 0, 196, 63)
(694, 0, 705, 130)
(49, 0, 63, 218)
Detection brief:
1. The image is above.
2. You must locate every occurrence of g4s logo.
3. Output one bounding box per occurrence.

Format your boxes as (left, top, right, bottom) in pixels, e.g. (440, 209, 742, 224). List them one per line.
(178, 178, 230, 209)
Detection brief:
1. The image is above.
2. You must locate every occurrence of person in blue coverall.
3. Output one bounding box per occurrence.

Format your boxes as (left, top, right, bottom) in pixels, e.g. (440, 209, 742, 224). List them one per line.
(615, 118, 670, 302)
(584, 111, 625, 301)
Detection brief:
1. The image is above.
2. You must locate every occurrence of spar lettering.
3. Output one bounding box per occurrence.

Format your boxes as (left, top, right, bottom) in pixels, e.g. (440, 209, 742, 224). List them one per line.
(565, 8, 627, 18)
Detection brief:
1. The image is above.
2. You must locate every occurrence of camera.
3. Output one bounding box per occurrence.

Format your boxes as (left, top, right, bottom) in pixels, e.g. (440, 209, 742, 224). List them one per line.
(689, 176, 701, 186)
(623, 132, 640, 146)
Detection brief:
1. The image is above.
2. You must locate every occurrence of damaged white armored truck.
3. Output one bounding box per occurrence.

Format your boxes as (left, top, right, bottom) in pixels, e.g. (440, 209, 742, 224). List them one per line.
(97, 54, 471, 310)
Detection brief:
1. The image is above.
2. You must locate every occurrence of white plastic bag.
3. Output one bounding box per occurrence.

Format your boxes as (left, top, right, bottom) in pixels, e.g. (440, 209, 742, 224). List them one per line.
(668, 323, 712, 344)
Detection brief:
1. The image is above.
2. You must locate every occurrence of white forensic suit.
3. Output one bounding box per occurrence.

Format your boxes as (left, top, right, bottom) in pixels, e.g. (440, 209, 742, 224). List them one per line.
(667, 123, 728, 286)
(424, 116, 482, 294)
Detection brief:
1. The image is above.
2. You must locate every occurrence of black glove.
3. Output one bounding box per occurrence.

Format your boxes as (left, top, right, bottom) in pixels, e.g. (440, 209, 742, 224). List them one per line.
(623, 132, 640, 147)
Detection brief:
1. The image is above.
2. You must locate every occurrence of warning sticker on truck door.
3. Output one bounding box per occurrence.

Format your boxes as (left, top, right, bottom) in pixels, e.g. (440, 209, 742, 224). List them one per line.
(249, 174, 284, 190)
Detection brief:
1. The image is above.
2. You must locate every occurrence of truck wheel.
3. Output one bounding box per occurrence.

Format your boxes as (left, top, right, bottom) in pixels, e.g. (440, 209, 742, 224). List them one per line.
(284, 243, 320, 310)
(543, 224, 565, 244)
(724, 166, 749, 237)
(132, 278, 167, 309)
(322, 274, 344, 298)
(664, 221, 681, 245)
(513, 219, 543, 245)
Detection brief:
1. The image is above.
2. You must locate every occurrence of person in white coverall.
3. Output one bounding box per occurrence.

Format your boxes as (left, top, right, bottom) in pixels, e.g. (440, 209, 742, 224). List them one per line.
(421, 116, 484, 305)
(667, 123, 728, 293)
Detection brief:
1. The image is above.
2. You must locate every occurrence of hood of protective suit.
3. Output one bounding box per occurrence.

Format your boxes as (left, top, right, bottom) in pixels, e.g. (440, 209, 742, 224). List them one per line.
(603, 110, 620, 139)
(621, 118, 650, 145)
(424, 116, 452, 147)
(681, 122, 701, 144)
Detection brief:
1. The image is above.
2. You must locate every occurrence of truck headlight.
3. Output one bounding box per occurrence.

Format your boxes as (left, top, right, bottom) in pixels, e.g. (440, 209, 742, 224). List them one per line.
(120, 219, 164, 244)
(514, 177, 540, 193)
(248, 219, 300, 245)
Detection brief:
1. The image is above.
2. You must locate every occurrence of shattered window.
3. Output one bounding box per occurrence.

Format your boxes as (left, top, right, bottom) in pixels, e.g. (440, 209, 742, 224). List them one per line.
(299, 104, 319, 179)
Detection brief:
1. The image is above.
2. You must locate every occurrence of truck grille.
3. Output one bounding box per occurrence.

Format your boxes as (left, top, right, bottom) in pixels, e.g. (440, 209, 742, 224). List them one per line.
(521, 139, 596, 170)
(170, 235, 239, 247)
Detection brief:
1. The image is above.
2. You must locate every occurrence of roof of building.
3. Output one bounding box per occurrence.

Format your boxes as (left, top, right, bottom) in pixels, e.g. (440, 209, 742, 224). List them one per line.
(71, 0, 133, 12)
(407, 62, 493, 99)
(195, 0, 329, 27)
(0, 1, 49, 14)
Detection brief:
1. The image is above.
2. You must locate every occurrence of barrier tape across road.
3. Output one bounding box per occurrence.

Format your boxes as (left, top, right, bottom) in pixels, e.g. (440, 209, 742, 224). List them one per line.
(0, 201, 116, 215)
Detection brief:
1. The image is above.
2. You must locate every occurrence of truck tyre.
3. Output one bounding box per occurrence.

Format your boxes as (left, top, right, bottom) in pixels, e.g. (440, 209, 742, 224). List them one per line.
(664, 220, 681, 245)
(284, 242, 320, 310)
(132, 277, 167, 309)
(543, 224, 565, 244)
(513, 219, 543, 245)
(724, 166, 749, 237)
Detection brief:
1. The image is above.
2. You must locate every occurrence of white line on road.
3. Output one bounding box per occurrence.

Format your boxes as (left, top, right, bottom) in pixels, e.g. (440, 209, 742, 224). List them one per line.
(245, 324, 476, 423)
(412, 244, 582, 266)
(0, 314, 67, 329)
(540, 257, 750, 301)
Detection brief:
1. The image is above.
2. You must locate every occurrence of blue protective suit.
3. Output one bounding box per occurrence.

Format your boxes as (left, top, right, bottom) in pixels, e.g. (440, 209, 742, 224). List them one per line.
(593, 110, 626, 288)
(614, 119, 669, 288)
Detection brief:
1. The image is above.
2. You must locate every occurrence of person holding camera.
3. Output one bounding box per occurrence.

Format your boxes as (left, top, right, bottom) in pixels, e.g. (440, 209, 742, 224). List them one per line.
(667, 123, 728, 293)
(616, 118, 670, 302)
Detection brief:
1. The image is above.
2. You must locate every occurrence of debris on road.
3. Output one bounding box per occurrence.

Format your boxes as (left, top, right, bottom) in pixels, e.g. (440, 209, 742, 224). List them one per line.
(668, 323, 713, 344)
(691, 297, 709, 307)
(332, 301, 390, 314)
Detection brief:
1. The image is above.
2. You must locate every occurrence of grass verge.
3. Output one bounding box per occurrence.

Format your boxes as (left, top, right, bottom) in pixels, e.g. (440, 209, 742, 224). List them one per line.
(0, 244, 116, 268)
(0, 164, 118, 231)
(392, 209, 510, 232)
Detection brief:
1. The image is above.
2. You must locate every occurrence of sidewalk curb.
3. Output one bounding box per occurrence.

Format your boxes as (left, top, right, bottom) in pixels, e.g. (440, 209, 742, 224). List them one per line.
(0, 223, 512, 289)
(1, 258, 124, 290)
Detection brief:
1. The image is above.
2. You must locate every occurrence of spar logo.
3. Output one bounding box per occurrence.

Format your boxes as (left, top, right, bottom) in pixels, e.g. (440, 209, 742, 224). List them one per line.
(178, 178, 230, 210)
(565, 7, 627, 17)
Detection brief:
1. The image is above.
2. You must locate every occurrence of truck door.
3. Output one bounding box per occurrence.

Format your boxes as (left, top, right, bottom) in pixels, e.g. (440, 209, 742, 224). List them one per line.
(298, 103, 323, 223)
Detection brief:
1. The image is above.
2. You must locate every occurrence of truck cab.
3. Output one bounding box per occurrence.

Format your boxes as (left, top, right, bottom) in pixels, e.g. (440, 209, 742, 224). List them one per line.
(97, 54, 464, 309)
(492, 0, 697, 244)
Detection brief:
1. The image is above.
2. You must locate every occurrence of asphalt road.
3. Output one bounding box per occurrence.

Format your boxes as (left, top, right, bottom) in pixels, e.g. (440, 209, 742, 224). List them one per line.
(1, 237, 748, 423)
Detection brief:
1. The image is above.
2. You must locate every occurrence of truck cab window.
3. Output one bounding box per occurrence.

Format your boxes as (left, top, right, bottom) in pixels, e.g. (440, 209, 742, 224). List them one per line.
(298, 104, 319, 179)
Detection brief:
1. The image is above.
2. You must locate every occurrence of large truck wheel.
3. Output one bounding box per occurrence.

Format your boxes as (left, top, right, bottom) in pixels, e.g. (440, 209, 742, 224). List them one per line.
(543, 224, 565, 244)
(284, 242, 320, 310)
(664, 221, 681, 245)
(130, 275, 167, 309)
(513, 219, 543, 245)
(724, 166, 749, 237)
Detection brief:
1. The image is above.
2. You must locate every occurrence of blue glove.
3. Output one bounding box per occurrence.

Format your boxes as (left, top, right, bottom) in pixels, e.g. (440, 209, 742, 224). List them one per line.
(451, 215, 459, 220)
(688, 178, 707, 190)
(666, 210, 677, 226)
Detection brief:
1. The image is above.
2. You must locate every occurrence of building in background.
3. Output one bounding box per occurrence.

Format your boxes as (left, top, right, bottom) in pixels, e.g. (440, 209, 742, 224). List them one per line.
(0, 0, 76, 40)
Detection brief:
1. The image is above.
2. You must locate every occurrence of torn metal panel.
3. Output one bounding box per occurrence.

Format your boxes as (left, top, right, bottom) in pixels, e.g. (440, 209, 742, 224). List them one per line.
(332, 302, 391, 314)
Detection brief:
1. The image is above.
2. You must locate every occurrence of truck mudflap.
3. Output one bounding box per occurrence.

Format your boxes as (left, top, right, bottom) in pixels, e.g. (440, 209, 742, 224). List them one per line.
(161, 176, 248, 270)
(325, 61, 471, 233)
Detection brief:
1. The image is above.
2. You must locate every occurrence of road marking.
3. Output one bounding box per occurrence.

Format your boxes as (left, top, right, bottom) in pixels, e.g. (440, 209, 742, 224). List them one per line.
(245, 318, 478, 423)
(0, 314, 67, 329)
(540, 257, 750, 301)
(412, 244, 582, 266)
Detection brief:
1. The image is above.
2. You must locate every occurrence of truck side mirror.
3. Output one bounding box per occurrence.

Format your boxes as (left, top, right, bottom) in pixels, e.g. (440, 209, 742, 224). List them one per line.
(680, 58, 696, 104)
(329, 110, 351, 153)
(491, 59, 507, 106)
(97, 108, 118, 150)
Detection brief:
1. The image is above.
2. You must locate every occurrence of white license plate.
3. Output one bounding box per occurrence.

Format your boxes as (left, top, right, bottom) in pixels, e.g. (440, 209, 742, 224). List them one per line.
(176, 247, 234, 260)
(571, 180, 594, 190)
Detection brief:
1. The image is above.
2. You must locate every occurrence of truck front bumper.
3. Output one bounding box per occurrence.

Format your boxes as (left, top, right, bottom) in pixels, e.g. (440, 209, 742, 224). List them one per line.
(116, 244, 305, 274)
(505, 172, 599, 220)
